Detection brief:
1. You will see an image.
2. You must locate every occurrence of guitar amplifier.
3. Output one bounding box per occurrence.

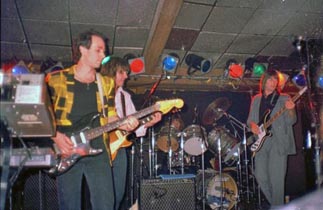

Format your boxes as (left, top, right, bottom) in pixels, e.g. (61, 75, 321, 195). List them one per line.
(139, 178, 196, 210)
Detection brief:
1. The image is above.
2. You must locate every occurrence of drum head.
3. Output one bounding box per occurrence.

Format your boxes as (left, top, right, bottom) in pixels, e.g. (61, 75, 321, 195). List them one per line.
(157, 125, 179, 152)
(196, 169, 238, 210)
(183, 125, 207, 156)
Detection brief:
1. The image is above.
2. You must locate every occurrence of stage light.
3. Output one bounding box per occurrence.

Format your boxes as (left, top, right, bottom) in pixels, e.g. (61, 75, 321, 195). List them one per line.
(244, 57, 257, 77)
(316, 56, 323, 89)
(162, 53, 179, 72)
(276, 71, 289, 90)
(185, 54, 212, 75)
(101, 56, 111, 65)
(224, 59, 244, 79)
(123, 53, 145, 75)
(128, 57, 145, 75)
(253, 63, 267, 77)
(292, 70, 306, 88)
(317, 72, 323, 89)
(12, 60, 30, 74)
(1, 59, 17, 73)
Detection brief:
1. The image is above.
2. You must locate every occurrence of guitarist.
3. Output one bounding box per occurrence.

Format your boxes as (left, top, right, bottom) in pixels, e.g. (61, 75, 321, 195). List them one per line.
(47, 30, 139, 210)
(101, 56, 162, 210)
(247, 69, 297, 208)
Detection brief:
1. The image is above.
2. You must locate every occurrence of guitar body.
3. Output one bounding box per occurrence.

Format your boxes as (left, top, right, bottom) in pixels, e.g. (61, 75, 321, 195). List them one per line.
(50, 114, 104, 176)
(109, 115, 155, 161)
(109, 130, 132, 161)
(250, 110, 272, 152)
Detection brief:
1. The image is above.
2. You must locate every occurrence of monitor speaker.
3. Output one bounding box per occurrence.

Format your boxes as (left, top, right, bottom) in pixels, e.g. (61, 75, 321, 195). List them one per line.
(139, 178, 196, 210)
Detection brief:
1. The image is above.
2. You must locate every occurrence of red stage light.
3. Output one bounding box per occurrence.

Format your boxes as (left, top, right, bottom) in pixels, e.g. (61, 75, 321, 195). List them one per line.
(129, 57, 145, 74)
(229, 64, 244, 78)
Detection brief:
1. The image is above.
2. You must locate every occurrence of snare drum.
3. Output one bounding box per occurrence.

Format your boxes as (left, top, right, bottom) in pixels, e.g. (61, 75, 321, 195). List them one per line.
(208, 127, 241, 164)
(157, 125, 179, 152)
(183, 124, 207, 156)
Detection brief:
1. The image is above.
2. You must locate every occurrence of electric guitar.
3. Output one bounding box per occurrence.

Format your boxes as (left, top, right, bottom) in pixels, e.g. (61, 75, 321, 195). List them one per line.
(49, 99, 184, 175)
(109, 115, 154, 161)
(249, 86, 307, 153)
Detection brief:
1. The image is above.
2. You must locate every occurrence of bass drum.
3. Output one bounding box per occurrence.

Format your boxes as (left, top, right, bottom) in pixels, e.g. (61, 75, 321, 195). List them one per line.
(196, 169, 238, 210)
(157, 125, 179, 152)
(183, 125, 207, 156)
(207, 127, 241, 164)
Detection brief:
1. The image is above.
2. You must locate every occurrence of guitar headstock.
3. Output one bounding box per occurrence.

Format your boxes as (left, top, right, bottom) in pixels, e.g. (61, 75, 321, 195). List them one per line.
(156, 99, 184, 114)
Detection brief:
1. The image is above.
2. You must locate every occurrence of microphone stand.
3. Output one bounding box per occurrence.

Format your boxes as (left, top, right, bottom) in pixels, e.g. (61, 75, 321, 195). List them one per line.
(141, 73, 163, 109)
(140, 74, 163, 177)
(167, 115, 173, 174)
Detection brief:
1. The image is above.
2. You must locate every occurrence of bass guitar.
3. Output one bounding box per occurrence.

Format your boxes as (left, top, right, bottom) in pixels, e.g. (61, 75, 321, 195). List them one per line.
(249, 86, 307, 153)
(49, 98, 184, 175)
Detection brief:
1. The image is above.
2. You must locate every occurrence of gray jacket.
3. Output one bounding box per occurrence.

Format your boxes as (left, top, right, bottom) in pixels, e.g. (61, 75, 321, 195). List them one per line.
(247, 93, 297, 155)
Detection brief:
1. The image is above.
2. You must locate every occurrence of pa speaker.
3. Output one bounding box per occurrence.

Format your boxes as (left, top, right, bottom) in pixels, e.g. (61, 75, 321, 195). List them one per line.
(140, 178, 196, 210)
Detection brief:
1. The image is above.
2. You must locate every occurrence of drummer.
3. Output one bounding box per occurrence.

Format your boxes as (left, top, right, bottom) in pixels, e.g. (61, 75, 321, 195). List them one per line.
(170, 115, 185, 131)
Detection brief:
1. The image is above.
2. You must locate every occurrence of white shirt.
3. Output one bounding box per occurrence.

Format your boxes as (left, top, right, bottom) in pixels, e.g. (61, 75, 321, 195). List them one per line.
(115, 87, 147, 137)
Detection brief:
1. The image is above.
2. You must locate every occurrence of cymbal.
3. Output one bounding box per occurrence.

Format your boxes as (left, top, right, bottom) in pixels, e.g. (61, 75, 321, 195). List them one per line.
(202, 97, 231, 125)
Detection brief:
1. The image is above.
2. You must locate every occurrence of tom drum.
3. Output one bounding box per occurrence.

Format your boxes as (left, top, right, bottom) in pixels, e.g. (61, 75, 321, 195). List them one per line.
(183, 125, 207, 156)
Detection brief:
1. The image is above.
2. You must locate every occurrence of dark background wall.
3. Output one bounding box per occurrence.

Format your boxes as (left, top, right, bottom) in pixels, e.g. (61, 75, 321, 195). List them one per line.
(132, 89, 315, 199)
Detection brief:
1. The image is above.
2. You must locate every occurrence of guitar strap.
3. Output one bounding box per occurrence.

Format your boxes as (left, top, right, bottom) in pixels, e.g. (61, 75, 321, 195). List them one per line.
(96, 73, 114, 166)
(96, 73, 106, 117)
(120, 90, 127, 117)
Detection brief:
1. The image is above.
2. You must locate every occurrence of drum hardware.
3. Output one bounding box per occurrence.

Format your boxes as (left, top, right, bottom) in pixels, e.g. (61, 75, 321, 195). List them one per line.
(215, 109, 254, 204)
(129, 144, 135, 204)
(177, 131, 186, 174)
(148, 126, 157, 178)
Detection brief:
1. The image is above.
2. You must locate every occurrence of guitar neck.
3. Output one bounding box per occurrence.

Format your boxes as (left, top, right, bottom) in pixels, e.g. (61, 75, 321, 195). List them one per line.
(264, 87, 306, 129)
(119, 115, 154, 136)
(83, 104, 158, 140)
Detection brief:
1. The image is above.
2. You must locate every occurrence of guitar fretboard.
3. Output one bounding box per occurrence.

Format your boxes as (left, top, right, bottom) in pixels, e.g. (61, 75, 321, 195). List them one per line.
(84, 104, 158, 140)
(264, 87, 307, 129)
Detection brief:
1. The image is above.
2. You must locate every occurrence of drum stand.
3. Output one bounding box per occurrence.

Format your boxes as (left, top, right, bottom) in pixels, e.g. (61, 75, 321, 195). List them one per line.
(217, 137, 225, 210)
(167, 116, 173, 174)
(130, 144, 135, 204)
(178, 131, 186, 174)
(148, 127, 157, 177)
(205, 134, 225, 210)
(225, 113, 252, 203)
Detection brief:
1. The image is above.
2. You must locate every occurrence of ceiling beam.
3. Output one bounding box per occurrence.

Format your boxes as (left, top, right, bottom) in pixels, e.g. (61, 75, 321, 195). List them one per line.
(143, 0, 183, 74)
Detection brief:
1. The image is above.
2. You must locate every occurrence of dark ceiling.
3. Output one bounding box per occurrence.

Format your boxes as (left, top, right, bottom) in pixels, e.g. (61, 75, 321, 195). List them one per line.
(1, 0, 323, 94)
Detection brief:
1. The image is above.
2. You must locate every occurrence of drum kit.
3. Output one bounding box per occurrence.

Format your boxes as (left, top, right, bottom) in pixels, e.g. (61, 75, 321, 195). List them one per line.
(153, 97, 256, 210)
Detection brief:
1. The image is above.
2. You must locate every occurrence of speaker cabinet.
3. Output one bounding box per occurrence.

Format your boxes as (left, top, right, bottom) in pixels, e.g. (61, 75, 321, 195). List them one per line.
(23, 170, 58, 210)
(140, 178, 196, 210)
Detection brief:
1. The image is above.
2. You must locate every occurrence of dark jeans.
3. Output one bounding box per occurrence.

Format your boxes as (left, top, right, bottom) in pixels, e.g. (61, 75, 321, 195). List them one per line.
(57, 151, 114, 210)
(112, 148, 128, 210)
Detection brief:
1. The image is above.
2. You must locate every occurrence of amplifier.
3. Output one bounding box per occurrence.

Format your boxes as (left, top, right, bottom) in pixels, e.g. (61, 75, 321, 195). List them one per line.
(140, 178, 196, 210)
